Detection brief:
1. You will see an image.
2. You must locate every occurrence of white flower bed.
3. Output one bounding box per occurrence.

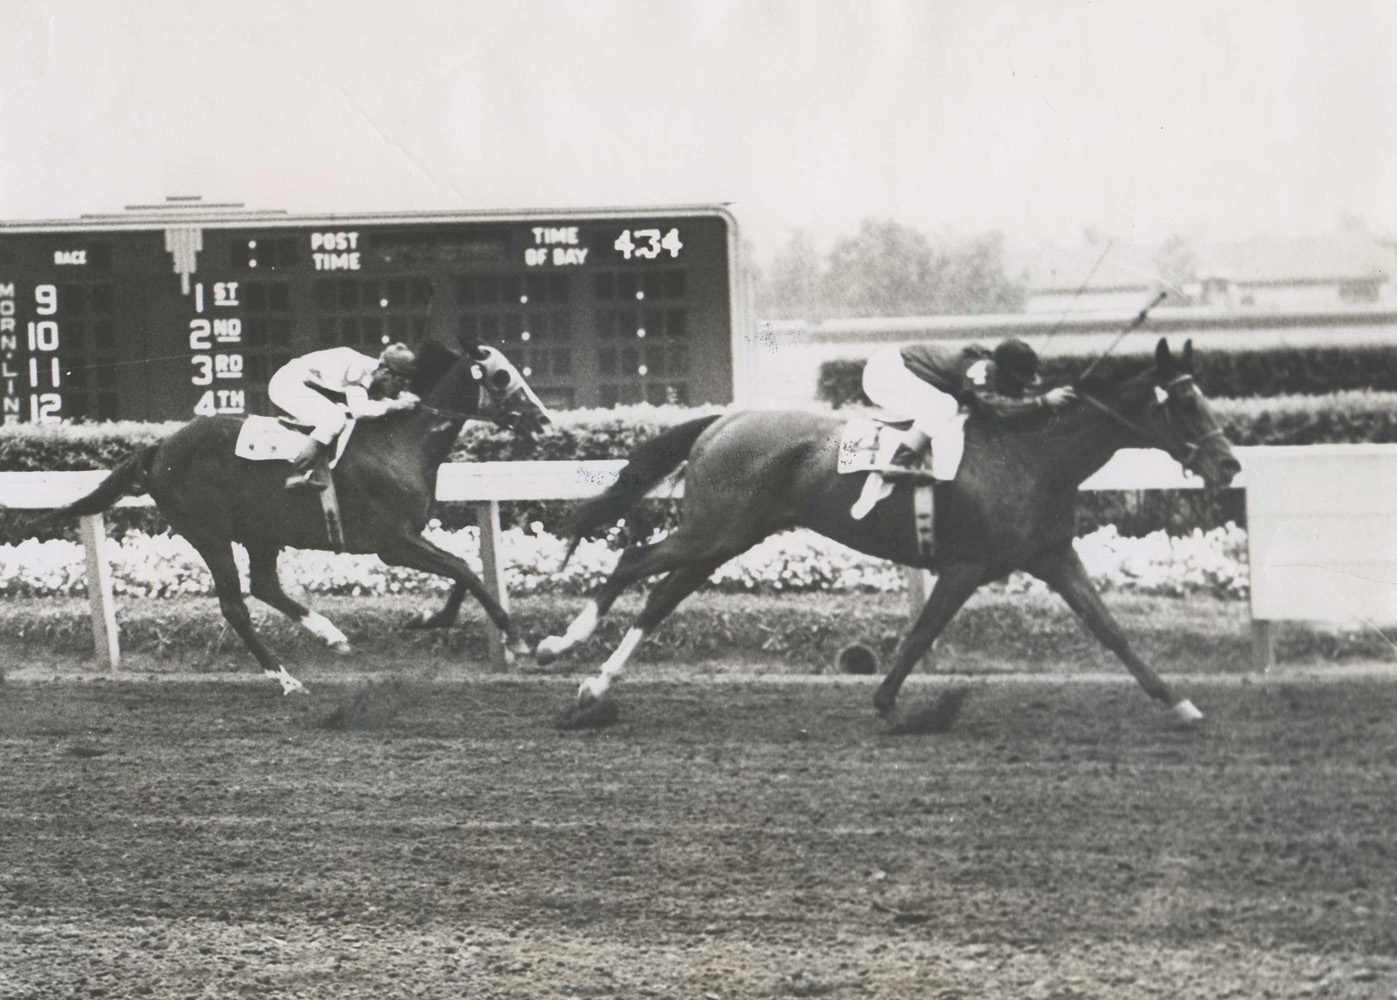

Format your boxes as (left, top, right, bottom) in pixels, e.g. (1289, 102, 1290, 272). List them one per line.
(0, 522, 1249, 600)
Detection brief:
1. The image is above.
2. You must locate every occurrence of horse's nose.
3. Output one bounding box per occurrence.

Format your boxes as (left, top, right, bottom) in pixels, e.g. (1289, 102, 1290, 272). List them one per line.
(1218, 455, 1242, 485)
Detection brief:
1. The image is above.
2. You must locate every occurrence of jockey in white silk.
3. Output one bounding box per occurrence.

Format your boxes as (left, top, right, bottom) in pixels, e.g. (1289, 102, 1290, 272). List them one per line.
(267, 342, 420, 490)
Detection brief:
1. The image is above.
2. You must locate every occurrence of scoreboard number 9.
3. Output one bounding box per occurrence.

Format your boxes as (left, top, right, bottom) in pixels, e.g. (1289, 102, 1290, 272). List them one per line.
(613, 228, 684, 261)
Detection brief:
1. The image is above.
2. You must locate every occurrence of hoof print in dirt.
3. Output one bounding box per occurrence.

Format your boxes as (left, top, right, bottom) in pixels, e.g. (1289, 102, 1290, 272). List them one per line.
(885, 686, 972, 735)
(891, 911, 930, 925)
(320, 677, 423, 731)
(553, 697, 620, 731)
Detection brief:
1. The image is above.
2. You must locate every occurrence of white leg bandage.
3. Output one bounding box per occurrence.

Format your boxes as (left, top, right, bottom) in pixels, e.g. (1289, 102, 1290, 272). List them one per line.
(578, 627, 645, 702)
(299, 611, 351, 652)
(1173, 699, 1204, 722)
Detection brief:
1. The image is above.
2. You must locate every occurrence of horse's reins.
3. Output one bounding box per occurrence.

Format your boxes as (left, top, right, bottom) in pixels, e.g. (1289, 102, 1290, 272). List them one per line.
(413, 400, 478, 421)
(1076, 374, 1226, 472)
(1066, 289, 1225, 471)
(414, 387, 534, 433)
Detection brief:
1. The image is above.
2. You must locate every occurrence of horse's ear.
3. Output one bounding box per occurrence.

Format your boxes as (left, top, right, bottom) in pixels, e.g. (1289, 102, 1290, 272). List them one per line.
(1155, 338, 1175, 379)
(1181, 339, 1195, 372)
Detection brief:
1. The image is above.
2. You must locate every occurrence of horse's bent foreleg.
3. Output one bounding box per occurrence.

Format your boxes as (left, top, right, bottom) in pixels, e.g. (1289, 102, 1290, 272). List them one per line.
(577, 561, 720, 702)
(377, 533, 529, 657)
(874, 561, 984, 717)
(1031, 545, 1202, 721)
(191, 537, 304, 695)
(534, 599, 601, 665)
(538, 536, 708, 666)
(246, 544, 351, 654)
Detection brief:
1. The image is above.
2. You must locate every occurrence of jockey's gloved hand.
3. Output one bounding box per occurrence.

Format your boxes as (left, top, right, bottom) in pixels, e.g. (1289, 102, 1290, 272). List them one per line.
(392, 392, 421, 411)
(1042, 387, 1077, 408)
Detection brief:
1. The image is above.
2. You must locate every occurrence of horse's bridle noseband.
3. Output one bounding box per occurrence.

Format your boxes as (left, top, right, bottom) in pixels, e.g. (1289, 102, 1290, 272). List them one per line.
(1078, 374, 1226, 474)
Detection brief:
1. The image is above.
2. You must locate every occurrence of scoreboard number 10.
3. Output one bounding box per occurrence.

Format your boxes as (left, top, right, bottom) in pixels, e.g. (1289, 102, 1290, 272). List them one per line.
(613, 228, 684, 261)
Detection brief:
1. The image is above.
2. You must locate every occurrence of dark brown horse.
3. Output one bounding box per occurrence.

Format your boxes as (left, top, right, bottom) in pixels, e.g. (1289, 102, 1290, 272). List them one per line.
(45, 340, 549, 693)
(538, 339, 1240, 723)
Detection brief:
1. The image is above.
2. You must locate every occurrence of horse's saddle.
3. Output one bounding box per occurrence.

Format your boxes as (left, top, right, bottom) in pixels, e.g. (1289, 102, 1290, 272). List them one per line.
(839, 417, 939, 558)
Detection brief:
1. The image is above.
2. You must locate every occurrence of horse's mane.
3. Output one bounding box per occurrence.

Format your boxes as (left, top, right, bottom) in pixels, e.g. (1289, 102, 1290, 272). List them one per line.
(409, 340, 462, 397)
(1073, 359, 1153, 402)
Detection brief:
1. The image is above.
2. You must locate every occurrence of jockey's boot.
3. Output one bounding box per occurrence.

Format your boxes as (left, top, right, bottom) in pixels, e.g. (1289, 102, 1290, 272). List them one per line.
(285, 438, 329, 491)
(885, 428, 932, 475)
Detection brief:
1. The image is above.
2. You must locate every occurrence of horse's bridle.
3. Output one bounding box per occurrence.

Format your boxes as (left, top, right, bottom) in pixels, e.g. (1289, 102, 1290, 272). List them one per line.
(414, 383, 536, 433)
(1077, 374, 1227, 474)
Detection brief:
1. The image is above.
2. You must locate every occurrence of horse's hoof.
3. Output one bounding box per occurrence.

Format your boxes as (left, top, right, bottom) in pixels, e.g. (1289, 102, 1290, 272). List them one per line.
(873, 686, 897, 718)
(577, 678, 610, 705)
(505, 634, 532, 658)
(265, 667, 306, 695)
(535, 636, 566, 666)
(402, 610, 437, 630)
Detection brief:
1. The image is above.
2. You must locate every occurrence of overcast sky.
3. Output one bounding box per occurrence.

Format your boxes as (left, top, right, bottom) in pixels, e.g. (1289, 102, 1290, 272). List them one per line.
(2, 0, 1393, 259)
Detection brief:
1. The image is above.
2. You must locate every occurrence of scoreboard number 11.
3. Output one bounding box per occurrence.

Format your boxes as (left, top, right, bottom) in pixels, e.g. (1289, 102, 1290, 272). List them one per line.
(613, 228, 683, 261)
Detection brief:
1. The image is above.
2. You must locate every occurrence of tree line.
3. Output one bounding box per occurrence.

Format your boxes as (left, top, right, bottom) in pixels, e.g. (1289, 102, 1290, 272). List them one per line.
(748, 218, 1027, 321)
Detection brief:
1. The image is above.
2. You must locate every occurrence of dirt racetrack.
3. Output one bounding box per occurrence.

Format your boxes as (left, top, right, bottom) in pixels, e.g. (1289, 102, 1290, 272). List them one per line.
(3, 667, 1396, 999)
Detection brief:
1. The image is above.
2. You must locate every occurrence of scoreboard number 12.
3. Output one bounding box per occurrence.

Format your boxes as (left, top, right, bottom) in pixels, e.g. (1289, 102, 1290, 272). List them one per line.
(613, 228, 684, 261)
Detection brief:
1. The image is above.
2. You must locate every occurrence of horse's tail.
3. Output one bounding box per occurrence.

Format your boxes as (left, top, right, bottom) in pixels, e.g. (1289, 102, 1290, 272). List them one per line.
(562, 414, 723, 568)
(30, 445, 158, 530)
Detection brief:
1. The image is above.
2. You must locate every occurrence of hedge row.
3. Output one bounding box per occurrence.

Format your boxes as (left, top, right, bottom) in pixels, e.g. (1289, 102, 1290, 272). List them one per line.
(0, 406, 722, 473)
(817, 342, 1397, 407)
(3, 394, 1394, 473)
(0, 407, 718, 545)
(0, 395, 1390, 544)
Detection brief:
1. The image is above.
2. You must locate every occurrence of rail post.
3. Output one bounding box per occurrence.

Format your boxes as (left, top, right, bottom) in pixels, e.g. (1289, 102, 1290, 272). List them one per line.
(476, 500, 511, 670)
(79, 513, 121, 673)
(1250, 619, 1274, 673)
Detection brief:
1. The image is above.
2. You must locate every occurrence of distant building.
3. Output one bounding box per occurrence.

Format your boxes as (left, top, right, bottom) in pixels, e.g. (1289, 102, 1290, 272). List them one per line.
(742, 232, 1397, 406)
(1007, 234, 1394, 314)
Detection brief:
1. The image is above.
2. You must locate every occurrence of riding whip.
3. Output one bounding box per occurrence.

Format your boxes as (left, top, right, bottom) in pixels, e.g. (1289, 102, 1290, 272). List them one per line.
(1075, 290, 1169, 384)
(1039, 237, 1116, 353)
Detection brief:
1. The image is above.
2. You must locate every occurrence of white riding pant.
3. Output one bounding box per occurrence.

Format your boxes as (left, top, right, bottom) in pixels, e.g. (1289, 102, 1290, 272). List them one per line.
(267, 368, 348, 446)
(861, 344, 967, 479)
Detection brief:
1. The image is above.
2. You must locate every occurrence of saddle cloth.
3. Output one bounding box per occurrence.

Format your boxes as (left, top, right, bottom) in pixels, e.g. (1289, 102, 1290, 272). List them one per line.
(837, 413, 969, 481)
(837, 417, 905, 474)
(234, 416, 353, 468)
(839, 417, 939, 558)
